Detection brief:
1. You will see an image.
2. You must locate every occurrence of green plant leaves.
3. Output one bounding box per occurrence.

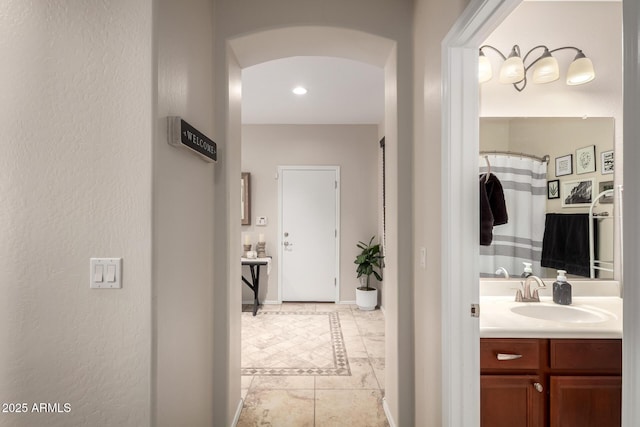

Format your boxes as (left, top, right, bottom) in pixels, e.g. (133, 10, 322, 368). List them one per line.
(354, 236, 384, 290)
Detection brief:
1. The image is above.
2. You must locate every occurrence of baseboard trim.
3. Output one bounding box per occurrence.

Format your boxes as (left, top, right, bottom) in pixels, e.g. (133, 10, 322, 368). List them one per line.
(231, 397, 243, 427)
(380, 305, 386, 316)
(244, 300, 357, 305)
(382, 397, 396, 427)
(242, 300, 280, 305)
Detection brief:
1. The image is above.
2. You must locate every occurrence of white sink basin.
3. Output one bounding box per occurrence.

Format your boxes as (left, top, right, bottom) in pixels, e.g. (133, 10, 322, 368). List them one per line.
(510, 304, 612, 324)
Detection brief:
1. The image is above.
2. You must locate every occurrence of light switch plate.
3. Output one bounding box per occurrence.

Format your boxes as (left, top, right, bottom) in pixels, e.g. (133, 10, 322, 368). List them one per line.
(256, 216, 268, 226)
(90, 258, 122, 289)
(419, 247, 426, 269)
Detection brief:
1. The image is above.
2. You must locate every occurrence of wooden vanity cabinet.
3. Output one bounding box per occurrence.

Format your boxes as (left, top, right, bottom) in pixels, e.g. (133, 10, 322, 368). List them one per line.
(481, 338, 621, 427)
(480, 339, 547, 427)
(548, 339, 622, 427)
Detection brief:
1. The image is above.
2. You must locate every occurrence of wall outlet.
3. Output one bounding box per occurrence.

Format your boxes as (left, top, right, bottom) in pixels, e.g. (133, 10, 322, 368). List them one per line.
(419, 247, 426, 269)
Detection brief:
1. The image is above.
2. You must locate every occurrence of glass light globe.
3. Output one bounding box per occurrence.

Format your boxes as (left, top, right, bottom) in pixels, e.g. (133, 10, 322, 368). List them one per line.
(478, 53, 492, 83)
(567, 56, 595, 85)
(532, 55, 559, 84)
(499, 56, 525, 84)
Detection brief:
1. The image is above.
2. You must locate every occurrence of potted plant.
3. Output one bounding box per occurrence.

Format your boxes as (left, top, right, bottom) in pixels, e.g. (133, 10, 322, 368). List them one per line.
(354, 236, 384, 311)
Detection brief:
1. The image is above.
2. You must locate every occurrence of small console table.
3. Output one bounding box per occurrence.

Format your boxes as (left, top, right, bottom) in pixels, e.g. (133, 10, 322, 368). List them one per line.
(241, 257, 271, 316)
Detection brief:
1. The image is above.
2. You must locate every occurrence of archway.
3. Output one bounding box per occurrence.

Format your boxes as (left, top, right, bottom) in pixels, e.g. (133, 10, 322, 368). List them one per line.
(218, 26, 410, 425)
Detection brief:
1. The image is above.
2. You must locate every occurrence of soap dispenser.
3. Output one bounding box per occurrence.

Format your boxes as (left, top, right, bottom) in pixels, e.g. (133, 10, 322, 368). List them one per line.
(553, 270, 572, 305)
(521, 262, 533, 278)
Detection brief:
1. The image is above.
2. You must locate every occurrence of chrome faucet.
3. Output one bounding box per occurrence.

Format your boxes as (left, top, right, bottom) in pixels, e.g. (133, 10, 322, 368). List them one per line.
(495, 267, 510, 279)
(515, 275, 547, 302)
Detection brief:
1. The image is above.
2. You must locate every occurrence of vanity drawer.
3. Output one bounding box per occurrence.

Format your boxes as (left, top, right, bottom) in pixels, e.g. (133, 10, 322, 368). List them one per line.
(481, 339, 545, 371)
(550, 339, 622, 372)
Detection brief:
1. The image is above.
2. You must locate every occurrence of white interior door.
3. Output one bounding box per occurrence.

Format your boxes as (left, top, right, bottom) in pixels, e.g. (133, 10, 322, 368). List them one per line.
(279, 166, 339, 302)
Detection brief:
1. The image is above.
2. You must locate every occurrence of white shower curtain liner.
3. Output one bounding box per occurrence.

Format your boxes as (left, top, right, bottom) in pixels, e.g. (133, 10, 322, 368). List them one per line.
(479, 155, 548, 278)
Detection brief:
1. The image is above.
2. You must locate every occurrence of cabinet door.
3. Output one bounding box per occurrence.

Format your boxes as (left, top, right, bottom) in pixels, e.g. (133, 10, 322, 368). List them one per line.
(550, 376, 621, 427)
(481, 375, 545, 427)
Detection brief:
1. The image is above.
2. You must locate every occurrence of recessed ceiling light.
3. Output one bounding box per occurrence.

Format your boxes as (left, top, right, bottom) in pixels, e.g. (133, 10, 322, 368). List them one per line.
(292, 86, 308, 95)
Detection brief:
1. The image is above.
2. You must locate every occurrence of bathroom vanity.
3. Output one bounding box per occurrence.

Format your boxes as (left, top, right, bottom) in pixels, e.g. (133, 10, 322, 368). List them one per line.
(481, 338, 621, 427)
(479, 280, 623, 427)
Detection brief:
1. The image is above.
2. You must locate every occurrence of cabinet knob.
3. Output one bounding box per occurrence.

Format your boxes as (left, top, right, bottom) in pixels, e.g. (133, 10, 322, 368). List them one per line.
(496, 353, 523, 361)
(533, 382, 544, 393)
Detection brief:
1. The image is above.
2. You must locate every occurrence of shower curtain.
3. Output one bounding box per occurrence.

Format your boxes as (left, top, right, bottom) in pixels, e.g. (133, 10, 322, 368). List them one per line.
(479, 155, 548, 277)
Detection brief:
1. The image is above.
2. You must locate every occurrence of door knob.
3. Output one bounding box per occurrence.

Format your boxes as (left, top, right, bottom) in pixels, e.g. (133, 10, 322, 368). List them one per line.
(284, 232, 289, 237)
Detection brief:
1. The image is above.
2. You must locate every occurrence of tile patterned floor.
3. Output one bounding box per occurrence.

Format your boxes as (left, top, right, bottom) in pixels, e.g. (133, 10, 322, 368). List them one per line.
(242, 311, 350, 376)
(239, 303, 388, 427)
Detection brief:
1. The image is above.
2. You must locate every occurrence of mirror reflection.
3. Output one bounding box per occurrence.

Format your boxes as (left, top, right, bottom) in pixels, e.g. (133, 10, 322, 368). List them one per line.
(479, 117, 617, 280)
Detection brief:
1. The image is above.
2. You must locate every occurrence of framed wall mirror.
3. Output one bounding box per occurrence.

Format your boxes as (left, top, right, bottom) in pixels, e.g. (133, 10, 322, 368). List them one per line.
(241, 172, 251, 225)
(479, 117, 617, 280)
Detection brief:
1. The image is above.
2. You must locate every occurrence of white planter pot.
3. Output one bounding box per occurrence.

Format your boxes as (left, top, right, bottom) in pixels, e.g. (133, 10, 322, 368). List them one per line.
(356, 287, 378, 311)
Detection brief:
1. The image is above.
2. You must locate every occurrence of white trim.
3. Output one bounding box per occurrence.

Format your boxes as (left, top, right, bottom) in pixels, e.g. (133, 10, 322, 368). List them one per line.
(623, 1, 640, 425)
(277, 165, 341, 303)
(382, 397, 397, 427)
(441, 0, 522, 426)
(231, 398, 244, 427)
(337, 300, 356, 305)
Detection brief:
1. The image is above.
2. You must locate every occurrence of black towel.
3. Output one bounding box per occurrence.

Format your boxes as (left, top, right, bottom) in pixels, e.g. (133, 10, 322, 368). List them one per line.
(480, 173, 508, 245)
(541, 213, 597, 277)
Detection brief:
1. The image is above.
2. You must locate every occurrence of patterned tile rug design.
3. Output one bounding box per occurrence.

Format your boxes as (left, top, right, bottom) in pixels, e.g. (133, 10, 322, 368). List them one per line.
(241, 311, 350, 376)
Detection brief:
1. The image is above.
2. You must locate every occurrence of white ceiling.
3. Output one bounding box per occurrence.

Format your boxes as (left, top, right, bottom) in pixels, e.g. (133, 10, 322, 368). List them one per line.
(241, 56, 384, 125)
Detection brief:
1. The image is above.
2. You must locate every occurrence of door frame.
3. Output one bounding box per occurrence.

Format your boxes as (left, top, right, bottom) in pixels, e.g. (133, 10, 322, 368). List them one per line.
(443, 0, 639, 426)
(277, 165, 341, 303)
(441, 0, 527, 425)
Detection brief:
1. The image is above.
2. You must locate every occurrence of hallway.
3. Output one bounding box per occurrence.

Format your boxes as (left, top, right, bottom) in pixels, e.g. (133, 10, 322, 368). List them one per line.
(238, 303, 388, 426)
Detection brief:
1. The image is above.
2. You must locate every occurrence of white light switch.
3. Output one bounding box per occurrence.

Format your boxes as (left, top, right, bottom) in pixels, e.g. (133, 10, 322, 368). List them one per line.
(256, 216, 267, 226)
(106, 265, 116, 282)
(94, 264, 104, 283)
(90, 258, 122, 289)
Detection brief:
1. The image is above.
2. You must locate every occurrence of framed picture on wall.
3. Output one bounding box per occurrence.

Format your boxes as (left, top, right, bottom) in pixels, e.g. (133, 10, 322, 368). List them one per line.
(555, 154, 573, 177)
(576, 145, 596, 174)
(547, 180, 560, 199)
(241, 172, 251, 225)
(562, 178, 595, 207)
(599, 180, 615, 204)
(601, 150, 614, 175)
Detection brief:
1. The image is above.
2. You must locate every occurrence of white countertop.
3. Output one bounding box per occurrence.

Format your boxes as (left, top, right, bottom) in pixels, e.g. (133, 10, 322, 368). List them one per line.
(479, 280, 623, 339)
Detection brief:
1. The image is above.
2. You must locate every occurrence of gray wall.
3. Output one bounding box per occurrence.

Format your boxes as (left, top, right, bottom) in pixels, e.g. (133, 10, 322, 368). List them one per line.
(155, 0, 217, 425)
(0, 1, 153, 425)
(241, 124, 380, 304)
(412, 0, 471, 425)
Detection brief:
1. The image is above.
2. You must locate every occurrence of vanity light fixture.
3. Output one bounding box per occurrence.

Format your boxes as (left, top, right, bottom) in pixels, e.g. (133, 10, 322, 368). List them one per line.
(478, 44, 595, 92)
(292, 86, 308, 95)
